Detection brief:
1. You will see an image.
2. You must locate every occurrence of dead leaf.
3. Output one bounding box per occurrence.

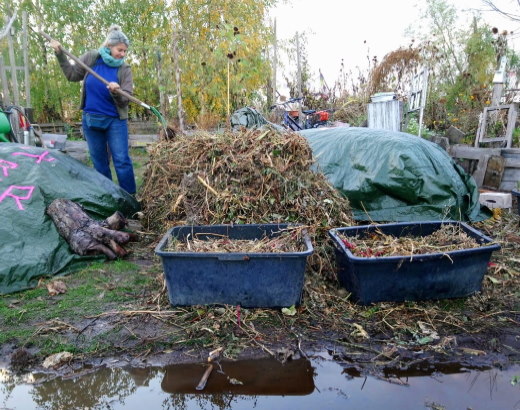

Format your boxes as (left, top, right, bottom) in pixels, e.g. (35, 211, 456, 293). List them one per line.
(418, 321, 440, 340)
(486, 275, 501, 285)
(281, 305, 297, 316)
(42, 351, 73, 368)
(46, 280, 67, 296)
(351, 323, 369, 339)
(460, 347, 486, 356)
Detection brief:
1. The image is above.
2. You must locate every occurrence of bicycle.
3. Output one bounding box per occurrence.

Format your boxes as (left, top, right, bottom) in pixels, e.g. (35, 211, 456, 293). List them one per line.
(269, 97, 332, 131)
(0, 104, 41, 145)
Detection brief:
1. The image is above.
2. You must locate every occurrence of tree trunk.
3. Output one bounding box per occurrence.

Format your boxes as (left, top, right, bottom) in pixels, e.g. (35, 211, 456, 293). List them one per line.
(47, 199, 137, 259)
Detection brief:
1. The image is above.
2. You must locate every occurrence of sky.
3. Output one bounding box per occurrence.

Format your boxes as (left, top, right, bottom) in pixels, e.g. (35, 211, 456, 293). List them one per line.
(270, 0, 520, 96)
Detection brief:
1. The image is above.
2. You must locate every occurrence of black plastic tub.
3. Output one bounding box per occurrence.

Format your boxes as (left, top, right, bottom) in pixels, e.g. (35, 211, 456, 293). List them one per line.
(328, 221, 500, 305)
(155, 224, 313, 307)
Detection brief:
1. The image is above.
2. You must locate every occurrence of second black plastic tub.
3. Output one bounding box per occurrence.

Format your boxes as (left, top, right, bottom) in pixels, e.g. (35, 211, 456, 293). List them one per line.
(155, 224, 313, 308)
(328, 221, 500, 305)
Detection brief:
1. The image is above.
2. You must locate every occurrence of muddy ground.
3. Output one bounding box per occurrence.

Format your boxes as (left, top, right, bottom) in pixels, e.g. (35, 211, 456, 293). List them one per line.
(1, 212, 520, 382)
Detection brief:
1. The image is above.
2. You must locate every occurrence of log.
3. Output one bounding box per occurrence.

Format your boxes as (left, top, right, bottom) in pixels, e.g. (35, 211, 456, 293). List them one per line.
(47, 199, 138, 259)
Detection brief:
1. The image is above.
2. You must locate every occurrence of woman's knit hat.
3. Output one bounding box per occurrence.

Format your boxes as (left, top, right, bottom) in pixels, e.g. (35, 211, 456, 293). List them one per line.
(103, 24, 129, 47)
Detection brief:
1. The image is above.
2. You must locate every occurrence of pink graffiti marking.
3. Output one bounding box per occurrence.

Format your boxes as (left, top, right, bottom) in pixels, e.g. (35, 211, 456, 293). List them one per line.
(0, 159, 18, 178)
(0, 185, 35, 210)
(12, 150, 56, 164)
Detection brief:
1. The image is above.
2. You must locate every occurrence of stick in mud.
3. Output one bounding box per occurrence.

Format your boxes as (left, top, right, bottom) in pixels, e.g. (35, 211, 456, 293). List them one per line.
(196, 364, 214, 391)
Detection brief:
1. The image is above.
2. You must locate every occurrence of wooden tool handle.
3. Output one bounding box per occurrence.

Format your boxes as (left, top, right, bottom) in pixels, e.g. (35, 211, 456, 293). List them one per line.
(39, 31, 149, 109)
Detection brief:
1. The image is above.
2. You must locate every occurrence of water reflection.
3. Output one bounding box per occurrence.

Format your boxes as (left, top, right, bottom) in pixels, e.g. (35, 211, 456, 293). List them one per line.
(1, 355, 519, 410)
(162, 357, 314, 395)
(1, 366, 160, 409)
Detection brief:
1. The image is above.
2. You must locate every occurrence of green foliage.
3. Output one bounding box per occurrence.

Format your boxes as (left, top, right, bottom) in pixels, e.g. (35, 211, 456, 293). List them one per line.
(409, 0, 507, 135)
(1, 0, 277, 125)
(174, 0, 275, 123)
(404, 115, 435, 138)
(444, 25, 495, 113)
(513, 127, 520, 146)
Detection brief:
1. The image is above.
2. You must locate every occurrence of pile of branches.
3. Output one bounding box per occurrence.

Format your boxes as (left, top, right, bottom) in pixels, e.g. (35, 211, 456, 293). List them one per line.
(140, 127, 353, 276)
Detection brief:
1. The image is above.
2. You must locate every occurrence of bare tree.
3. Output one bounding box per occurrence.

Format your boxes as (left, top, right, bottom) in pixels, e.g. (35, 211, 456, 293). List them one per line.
(482, 0, 520, 22)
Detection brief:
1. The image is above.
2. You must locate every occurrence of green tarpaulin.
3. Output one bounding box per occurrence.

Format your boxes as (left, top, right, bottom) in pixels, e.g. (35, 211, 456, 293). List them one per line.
(0, 144, 140, 294)
(300, 127, 490, 222)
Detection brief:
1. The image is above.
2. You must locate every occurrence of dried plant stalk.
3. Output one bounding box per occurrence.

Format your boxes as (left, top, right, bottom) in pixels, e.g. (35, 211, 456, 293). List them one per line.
(340, 224, 487, 258)
(166, 229, 306, 253)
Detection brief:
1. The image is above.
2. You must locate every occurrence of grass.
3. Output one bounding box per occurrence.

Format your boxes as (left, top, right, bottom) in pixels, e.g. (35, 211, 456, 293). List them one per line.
(0, 259, 152, 352)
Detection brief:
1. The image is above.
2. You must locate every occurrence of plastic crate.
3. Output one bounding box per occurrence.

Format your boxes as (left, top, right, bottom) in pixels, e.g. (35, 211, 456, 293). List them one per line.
(155, 224, 313, 307)
(328, 221, 500, 305)
(479, 191, 512, 209)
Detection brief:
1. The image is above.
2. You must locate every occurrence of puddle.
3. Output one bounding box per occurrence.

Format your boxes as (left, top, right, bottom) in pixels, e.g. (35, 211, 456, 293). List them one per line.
(1, 353, 519, 409)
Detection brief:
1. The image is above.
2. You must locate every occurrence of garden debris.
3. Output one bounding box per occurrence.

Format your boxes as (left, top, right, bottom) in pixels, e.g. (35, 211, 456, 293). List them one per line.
(140, 127, 353, 276)
(46, 280, 67, 296)
(10, 348, 35, 372)
(339, 224, 487, 258)
(208, 347, 223, 362)
(460, 347, 486, 356)
(195, 364, 214, 391)
(165, 227, 307, 253)
(281, 305, 297, 316)
(42, 351, 73, 369)
(126, 208, 516, 365)
(195, 346, 223, 391)
(47, 199, 138, 259)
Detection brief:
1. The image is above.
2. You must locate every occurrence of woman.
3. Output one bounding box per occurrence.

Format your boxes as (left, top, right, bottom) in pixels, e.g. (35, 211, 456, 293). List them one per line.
(49, 25, 136, 195)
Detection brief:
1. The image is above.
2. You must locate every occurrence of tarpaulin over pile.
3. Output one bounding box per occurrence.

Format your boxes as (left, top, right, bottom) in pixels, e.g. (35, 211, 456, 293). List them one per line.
(300, 127, 490, 222)
(0, 144, 140, 294)
(230, 107, 284, 131)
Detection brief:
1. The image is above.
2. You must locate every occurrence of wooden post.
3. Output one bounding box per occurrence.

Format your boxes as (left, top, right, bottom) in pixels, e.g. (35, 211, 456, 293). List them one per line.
(296, 32, 302, 125)
(6, 18, 20, 106)
(0, 56, 10, 104)
(172, 27, 184, 133)
(227, 60, 230, 125)
(22, 11, 30, 108)
(155, 50, 167, 119)
(418, 68, 429, 137)
(491, 56, 507, 107)
(272, 18, 277, 106)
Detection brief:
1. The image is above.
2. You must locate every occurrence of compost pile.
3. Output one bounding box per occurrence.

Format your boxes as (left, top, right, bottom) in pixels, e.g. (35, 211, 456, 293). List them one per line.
(140, 127, 353, 274)
(340, 224, 485, 258)
(165, 227, 307, 253)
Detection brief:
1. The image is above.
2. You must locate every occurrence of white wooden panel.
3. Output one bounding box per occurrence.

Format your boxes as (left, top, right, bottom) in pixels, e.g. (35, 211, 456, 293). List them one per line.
(367, 100, 402, 132)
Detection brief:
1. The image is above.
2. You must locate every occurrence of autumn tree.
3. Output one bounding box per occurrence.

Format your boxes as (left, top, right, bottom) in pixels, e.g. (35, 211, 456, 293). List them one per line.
(172, 0, 276, 125)
(409, 0, 510, 134)
(1, 0, 278, 126)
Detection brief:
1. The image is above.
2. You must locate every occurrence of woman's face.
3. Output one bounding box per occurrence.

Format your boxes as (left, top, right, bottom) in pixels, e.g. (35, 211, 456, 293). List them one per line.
(109, 43, 128, 59)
